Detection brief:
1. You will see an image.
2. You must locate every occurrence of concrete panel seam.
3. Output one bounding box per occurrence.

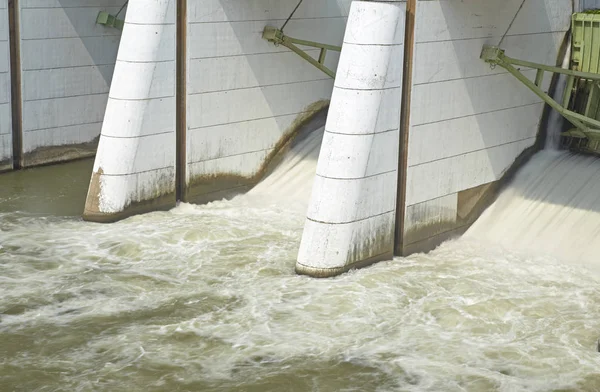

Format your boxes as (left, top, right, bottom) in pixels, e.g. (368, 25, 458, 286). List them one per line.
(101, 130, 173, 139)
(187, 147, 273, 165)
(416, 30, 570, 45)
(23, 63, 116, 71)
(22, 6, 126, 9)
(21, 35, 120, 41)
(109, 95, 174, 102)
(187, 110, 321, 131)
(413, 70, 536, 86)
(99, 166, 174, 177)
(408, 136, 537, 168)
(189, 50, 294, 60)
(342, 41, 403, 47)
(333, 85, 402, 92)
(413, 101, 542, 127)
(187, 77, 332, 95)
(414, 68, 539, 86)
(187, 16, 346, 26)
(23, 91, 108, 103)
(25, 120, 103, 133)
(404, 222, 471, 247)
(125, 22, 175, 26)
(307, 210, 395, 226)
(118, 59, 174, 64)
(325, 128, 398, 136)
(406, 192, 459, 209)
(316, 169, 396, 181)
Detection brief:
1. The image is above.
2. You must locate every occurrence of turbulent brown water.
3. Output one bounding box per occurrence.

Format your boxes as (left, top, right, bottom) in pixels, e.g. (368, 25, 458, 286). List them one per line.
(3, 145, 600, 391)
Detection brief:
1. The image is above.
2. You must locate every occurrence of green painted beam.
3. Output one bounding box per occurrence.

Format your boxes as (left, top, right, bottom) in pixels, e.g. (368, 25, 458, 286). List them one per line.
(262, 26, 341, 78)
(481, 44, 600, 138)
(96, 11, 124, 30)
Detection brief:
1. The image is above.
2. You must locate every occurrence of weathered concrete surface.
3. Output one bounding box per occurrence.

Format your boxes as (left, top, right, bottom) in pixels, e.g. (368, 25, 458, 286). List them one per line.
(83, 0, 176, 222)
(16, 0, 123, 167)
(186, 102, 330, 204)
(296, 0, 405, 278)
(399, 0, 572, 255)
(185, 0, 350, 202)
(0, 1, 11, 172)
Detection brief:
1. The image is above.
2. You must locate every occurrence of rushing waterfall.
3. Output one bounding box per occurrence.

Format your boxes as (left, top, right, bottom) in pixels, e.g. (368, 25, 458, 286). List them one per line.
(466, 150, 600, 271)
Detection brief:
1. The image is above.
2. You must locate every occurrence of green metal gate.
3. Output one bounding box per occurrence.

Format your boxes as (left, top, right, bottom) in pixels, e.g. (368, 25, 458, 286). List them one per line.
(481, 11, 600, 154)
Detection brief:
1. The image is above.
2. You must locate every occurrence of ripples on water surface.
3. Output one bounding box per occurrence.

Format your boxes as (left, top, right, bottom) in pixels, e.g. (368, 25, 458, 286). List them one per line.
(2, 153, 600, 391)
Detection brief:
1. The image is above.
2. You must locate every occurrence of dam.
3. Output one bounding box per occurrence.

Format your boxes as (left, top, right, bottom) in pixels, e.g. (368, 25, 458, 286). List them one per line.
(3, 0, 600, 390)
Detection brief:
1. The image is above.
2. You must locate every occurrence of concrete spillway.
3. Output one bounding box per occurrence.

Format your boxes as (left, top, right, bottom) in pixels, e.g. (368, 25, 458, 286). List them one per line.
(1, 0, 595, 276)
(467, 150, 600, 270)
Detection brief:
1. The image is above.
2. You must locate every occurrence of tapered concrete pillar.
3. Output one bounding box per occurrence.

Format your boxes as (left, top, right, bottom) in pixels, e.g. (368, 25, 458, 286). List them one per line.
(83, 0, 176, 222)
(296, 0, 405, 277)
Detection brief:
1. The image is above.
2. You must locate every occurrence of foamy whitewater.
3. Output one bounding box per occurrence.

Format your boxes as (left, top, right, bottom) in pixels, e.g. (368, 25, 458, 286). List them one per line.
(3, 129, 600, 391)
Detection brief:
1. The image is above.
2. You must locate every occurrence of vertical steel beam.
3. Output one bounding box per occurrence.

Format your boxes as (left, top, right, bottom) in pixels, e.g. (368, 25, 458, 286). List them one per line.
(176, 0, 187, 201)
(394, 0, 416, 256)
(8, 0, 22, 169)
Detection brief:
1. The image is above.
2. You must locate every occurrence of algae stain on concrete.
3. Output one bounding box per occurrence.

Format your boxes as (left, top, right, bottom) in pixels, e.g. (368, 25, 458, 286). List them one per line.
(83, 166, 177, 223)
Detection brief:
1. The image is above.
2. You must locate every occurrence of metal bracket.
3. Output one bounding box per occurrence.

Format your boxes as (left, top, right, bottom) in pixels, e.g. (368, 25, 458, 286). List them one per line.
(481, 44, 600, 140)
(96, 11, 124, 30)
(262, 26, 341, 78)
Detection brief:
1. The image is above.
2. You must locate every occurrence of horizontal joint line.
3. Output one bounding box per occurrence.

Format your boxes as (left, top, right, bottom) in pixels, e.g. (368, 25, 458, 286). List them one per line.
(342, 42, 403, 47)
(23, 63, 115, 71)
(24, 92, 108, 102)
(117, 59, 174, 64)
(187, 109, 324, 130)
(101, 131, 173, 139)
(109, 95, 174, 101)
(325, 128, 398, 136)
(316, 169, 396, 181)
(188, 148, 272, 165)
(334, 85, 401, 92)
(98, 166, 174, 177)
(415, 30, 568, 45)
(188, 78, 332, 95)
(413, 69, 538, 86)
(24, 121, 103, 133)
(412, 102, 542, 127)
(21, 35, 120, 41)
(409, 136, 536, 168)
(125, 22, 175, 26)
(307, 210, 394, 225)
(188, 15, 346, 25)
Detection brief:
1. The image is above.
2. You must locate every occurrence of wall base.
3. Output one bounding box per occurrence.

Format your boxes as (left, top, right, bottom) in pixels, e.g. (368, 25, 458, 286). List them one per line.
(400, 142, 542, 256)
(83, 188, 176, 223)
(296, 250, 394, 278)
(21, 138, 99, 168)
(0, 159, 12, 173)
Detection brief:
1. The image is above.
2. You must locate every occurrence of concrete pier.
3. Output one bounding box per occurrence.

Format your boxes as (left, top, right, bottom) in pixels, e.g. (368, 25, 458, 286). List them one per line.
(296, 0, 405, 277)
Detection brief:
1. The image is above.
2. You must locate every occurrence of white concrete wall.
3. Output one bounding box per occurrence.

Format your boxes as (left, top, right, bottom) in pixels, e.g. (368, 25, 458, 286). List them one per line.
(402, 0, 572, 251)
(185, 0, 350, 200)
(83, 0, 176, 221)
(580, 0, 600, 10)
(297, 0, 405, 277)
(0, 1, 11, 171)
(17, 0, 123, 166)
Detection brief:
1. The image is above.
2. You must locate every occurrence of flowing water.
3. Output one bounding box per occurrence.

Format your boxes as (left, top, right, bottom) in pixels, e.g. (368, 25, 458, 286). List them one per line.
(3, 140, 600, 391)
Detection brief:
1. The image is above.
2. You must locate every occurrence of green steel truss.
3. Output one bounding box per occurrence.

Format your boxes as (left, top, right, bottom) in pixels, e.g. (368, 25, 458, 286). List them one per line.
(481, 45, 600, 142)
(262, 26, 341, 78)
